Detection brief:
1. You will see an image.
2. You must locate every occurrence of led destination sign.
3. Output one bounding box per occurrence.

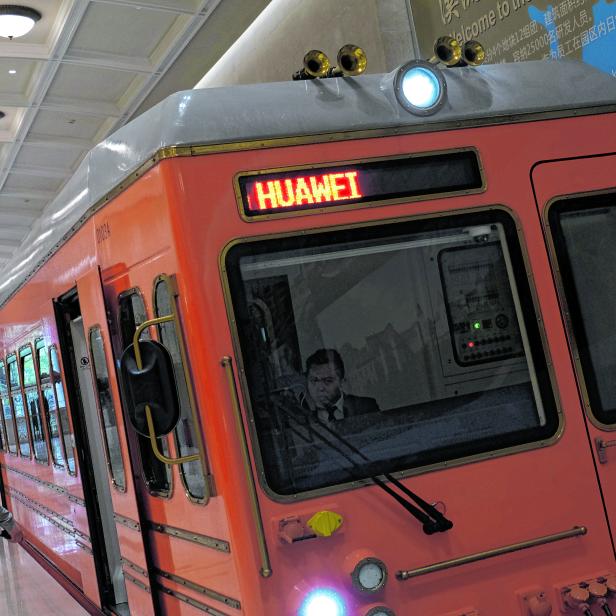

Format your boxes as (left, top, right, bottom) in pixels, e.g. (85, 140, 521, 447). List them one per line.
(238, 150, 482, 218)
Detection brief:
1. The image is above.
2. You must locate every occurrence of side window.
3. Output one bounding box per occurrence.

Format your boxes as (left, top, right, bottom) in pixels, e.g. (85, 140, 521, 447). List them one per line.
(90, 327, 125, 490)
(549, 195, 616, 426)
(8, 355, 30, 458)
(1, 360, 17, 454)
(37, 343, 64, 468)
(0, 360, 8, 451)
(154, 276, 206, 502)
(50, 347, 76, 474)
(119, 289, 171, 496)
(22, 347, 48, 463)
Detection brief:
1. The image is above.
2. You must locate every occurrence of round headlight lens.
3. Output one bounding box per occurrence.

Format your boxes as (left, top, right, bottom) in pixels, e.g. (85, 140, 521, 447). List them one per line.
(394, 60, 447, 116)
(365, 608, 395, 616)
(352, 557, 388, 593)
(299, 588, 346, 616)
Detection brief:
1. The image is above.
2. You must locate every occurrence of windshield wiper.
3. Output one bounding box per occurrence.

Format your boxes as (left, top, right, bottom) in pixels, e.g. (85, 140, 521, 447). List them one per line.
(273, 397, 453, 535)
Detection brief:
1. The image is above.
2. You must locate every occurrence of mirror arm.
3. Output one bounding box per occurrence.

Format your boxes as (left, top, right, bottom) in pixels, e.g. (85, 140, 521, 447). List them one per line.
(134, 314, 200, 466)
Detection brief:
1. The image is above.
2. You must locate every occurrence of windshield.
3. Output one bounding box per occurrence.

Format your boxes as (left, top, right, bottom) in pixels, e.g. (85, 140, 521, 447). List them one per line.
(226, 211, 559, 496)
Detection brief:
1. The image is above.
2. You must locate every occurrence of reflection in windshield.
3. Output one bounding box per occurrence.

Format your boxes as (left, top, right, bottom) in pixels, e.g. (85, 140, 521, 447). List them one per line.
(228, 215, 557, 495)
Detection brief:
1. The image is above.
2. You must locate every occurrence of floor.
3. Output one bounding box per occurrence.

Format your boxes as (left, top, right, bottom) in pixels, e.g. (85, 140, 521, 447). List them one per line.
(0, 540, 90, 615)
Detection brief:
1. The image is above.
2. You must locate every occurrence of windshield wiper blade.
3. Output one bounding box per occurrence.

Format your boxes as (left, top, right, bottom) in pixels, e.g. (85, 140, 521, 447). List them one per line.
(273, 397, 453, 534)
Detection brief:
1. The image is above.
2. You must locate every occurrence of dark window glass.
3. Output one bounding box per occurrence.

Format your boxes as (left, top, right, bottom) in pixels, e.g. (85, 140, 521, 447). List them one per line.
(226, 212, 558, 496)
(36, 344, 63, 467)
(90, 327, 125, 489)
(155, 278, 205, 501)
(37, 346, 50, 381)
(119, 291, 171, 495)
(8, 358, 19, 390)
(549, 195, 616, 425)
(22, 350, 47, 463)
(12, 392, 30, 458)
(0, 361, 7, 396)
(2, 396, 16, 454)
(50, 347, 75, 473)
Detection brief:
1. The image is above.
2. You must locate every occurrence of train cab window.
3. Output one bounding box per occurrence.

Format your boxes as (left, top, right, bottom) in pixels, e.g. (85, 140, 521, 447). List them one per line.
(1, 361, 17, 455)
(154, 276, 206, 501)
(119, 290, 171, 496)
(21, 348, 48, 463)
(549, 195, 616, 426)
(50, 346, 76, 474)
(37, 344, 64, 468)
(226, 211, 559, 496)
(8, 355, 30, 458)
(89, 327, 125, 490)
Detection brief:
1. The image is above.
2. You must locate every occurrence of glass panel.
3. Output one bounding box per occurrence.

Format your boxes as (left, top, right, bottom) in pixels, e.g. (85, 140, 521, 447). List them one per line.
(155, 279, 205, 500)
(42, 386, 64, 466)
(0, 362, 7, 396)
(37, 346, 50, 381)
(550, 196, 616, 425)
(2, 398, 16, 454)
(13, 394, 30, 457)
(226, 213, 558, 496)
(90, 327, 125, 489)
(7, 359, 19, 390)
(22, 352, 36, 388)
(25, 388, 48, 463)
(50, 347, 75, 474)
(119, 291, 171, 495)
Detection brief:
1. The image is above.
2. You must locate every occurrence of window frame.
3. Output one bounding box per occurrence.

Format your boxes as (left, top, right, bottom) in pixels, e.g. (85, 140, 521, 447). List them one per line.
(7, 352, 31, 459)
(20, 343, 49, 465)
(88, 324, 126, 492)
(0, 358, 11, 453)
(49, 344, 77, 475)
(118, 286, 172, 498)
(546, 189, 616, 430)
(1, 358, 18, 456)
(222, 206, 563, 501)
(35, 339, 64, 469)
(152, 273, 209, 505)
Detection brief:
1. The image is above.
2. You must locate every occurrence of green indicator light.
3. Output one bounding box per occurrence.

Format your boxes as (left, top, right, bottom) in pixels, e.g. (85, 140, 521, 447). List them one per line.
(472, 321, 481, 330)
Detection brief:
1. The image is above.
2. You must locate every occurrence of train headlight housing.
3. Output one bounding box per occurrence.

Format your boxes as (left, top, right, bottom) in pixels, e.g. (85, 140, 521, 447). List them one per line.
(352, 557, 388, 593)
(365, 608, 396, 616)
(394, 60, 446, 116)
(299, 588, 346, 616)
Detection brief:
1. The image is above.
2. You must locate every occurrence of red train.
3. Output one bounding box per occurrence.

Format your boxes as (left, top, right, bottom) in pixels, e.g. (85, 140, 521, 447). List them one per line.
(0, 41, 616, 616)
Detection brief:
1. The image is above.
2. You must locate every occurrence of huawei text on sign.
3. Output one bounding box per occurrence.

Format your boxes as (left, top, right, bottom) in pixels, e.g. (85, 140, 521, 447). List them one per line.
(249, 171, 362, 212)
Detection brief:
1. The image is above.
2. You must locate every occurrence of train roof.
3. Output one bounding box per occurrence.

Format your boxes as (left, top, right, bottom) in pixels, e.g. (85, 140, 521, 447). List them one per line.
(1, 59, 616, 307)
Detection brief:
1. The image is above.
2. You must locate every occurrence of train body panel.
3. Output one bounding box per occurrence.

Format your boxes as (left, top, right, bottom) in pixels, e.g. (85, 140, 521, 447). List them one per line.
(0, 60, 614, 615)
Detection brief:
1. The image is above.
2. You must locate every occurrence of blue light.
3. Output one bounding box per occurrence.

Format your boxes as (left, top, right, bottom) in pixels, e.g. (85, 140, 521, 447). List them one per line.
(393, 60, 446, 115)
(401, 67, 441, 109)
(299, 588, 346, 616)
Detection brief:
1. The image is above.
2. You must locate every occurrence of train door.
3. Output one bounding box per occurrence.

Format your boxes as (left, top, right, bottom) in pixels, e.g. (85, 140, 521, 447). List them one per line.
(534, 154, 616, 544)
(55, 268, 160, 616)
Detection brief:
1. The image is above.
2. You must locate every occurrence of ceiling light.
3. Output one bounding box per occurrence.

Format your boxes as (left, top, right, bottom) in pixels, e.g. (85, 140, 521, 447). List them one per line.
(8, 69, 16, 74)
(0, 6, 42, 39)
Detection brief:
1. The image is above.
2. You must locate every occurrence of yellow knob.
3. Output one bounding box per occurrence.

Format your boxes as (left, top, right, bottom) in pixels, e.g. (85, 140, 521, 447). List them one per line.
(307, 511, 343, 537)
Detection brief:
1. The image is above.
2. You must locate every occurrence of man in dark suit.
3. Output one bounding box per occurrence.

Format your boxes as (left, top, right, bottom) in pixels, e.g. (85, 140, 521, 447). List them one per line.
(303, 348, 379, 422)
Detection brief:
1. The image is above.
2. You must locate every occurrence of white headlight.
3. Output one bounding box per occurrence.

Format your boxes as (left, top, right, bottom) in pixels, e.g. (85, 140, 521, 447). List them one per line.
(352, 557, 388, 593)
(394, 60, 447, 116)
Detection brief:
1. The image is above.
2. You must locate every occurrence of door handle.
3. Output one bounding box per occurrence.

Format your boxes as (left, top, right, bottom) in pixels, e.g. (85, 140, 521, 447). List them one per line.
(595, 438, 616, 464)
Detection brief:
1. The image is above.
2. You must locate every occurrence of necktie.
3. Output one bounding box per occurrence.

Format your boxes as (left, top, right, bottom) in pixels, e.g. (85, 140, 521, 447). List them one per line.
(326, 405, 337, 421)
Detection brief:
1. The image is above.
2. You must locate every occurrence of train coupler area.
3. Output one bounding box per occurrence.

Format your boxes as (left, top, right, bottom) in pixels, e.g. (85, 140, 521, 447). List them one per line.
(559, 574, 616, 615)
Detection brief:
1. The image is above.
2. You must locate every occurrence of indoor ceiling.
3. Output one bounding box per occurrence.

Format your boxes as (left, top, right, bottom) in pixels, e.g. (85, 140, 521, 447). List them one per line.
(0, 0, 269, 267)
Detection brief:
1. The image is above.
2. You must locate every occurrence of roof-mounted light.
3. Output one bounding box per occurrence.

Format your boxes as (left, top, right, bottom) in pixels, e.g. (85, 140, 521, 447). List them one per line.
(394, 60, 447, 116)
(0, 5, 42, 39)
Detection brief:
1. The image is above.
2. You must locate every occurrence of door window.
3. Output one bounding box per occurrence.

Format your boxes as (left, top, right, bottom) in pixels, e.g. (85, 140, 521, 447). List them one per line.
(50, 346, 76, 473)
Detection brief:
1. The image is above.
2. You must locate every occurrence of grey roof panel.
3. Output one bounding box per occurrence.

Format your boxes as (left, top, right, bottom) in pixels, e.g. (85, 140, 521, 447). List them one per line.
(1, 60, 615, 306)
